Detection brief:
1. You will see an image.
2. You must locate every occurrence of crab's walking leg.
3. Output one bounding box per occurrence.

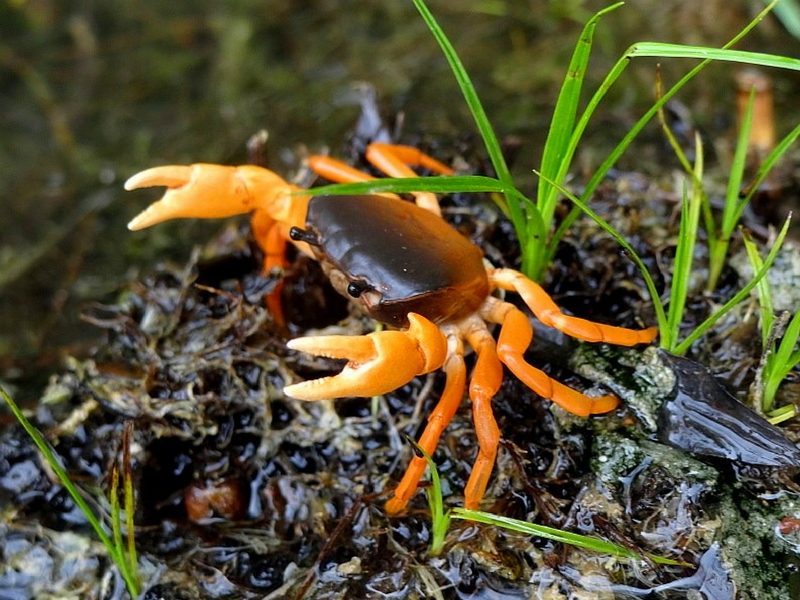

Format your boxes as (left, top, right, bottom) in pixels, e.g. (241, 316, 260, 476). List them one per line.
(490, 269, 658, 345)
(462, 325, 503, 510)
(251, 212, 290, 325)
(485, 299, 619, 416)
(284, 313, 447, 401)
(308, 142, 454, 215)
(385, 334, 466, 515)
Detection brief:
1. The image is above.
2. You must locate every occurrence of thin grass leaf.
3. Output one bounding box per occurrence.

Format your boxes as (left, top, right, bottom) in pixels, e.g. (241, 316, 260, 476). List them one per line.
(742, 232, 774, 349)
(707, 90, 754, 291)
(110, 461, 124, 578)
(307, 175, 507, 196)
(764, 309, 800, 407)
(411, 0, 512, 191)
(674, 216, 792, 355)
(123, 422, 139, 582)
(771, 0, 800, 39)
(665, 134, 704, 351)
(534, 171, 668, 338)
(403, 438, 450, 557)
(628, 43, 800, 71)
(768, 403, 798, 425)
(538, 3, 623, 226)
(452, 508, 686, 566)
(737, 122, 800, 222)
(0, 386, 140, 597)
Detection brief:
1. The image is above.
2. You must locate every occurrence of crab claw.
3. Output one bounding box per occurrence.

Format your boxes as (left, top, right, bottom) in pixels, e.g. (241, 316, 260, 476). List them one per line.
(284, 313, 447, 401)
(125, 163, 292, 230)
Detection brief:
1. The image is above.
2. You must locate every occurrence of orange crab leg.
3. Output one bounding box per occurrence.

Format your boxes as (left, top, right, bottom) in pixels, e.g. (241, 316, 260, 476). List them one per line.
(365, 143, 455, 177)
(486, 299, 619, 416)
(251, 212, 290, 326)
(385, 335, 466, 515)
(308, 143, 454, 215)
(490, 269, 658, 345)
(462, 325, 503, 510)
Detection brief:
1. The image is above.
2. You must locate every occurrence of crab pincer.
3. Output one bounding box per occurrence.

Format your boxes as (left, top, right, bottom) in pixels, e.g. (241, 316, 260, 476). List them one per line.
(284, 313, 447, 401)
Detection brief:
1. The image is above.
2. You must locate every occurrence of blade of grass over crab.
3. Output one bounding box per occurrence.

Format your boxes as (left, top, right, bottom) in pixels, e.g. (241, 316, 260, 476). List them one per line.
(451, 509, 688, 566)
(665, 134, 703, 352)
(411, 0, 512, 190)
(674, 215, 792, 355)
(627, 44, 800, 71)
(307, 175, 507, 196)
(533, 171, 668, 338)
(406, 438, 450, 557)
(541, 1, 782, 275)
(0, 386, 141, 597)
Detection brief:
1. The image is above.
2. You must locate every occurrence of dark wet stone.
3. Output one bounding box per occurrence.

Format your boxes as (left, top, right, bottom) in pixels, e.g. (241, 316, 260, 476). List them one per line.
(657, 352, 800, 467)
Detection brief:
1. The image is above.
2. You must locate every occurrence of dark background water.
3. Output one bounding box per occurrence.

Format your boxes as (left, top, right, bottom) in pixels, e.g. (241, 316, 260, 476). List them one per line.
(2, 0, 798, 398)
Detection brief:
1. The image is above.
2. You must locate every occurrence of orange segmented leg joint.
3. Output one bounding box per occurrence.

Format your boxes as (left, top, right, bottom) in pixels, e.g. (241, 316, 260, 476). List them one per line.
(284, 313, 447, 401)
(385, 335, 466, 515)
(251, 212, 289, 326)
(485, 299, 619, 417)
(462, 326, 503, 510)
(365, 143, 454, 216)
(489, 268, 658, 346)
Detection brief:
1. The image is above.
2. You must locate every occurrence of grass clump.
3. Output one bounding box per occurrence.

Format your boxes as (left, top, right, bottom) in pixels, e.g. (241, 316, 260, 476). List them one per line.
(0, 386, 140, 598)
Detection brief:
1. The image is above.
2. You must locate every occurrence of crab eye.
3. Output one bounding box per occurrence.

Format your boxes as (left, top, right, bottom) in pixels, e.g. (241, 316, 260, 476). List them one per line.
(346, 280, 370, 298)
(289, 226, 320, 246)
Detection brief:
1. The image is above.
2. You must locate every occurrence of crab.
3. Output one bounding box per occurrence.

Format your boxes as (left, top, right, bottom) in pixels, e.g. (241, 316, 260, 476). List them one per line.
(125, 142, 657, 514)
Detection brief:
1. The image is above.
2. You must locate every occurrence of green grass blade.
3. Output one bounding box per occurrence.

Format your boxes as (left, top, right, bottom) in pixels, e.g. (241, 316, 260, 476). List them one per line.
(736, 123, 800, 224)
(110, 461, 124, 580)
(674, 216, 792, 355)
(707, 90, 754, 291)
(666, 134, 703, 351)
(307, 175, 507, 196)
(405, 438, 450, 556)
(627, 43, 800, 71)
(122, 422, 139, 583)
(534, 171, 667, 336)
(764, 309, 800, 407)
(768, 403, 798, 425)
(538, 3, 624, 225)
(411, 0, 512, 189)
(772, 0, 800, 39)
(0, 386, 140, 596)
(451, 508, 686, 565)
(742, 232, 774, 349)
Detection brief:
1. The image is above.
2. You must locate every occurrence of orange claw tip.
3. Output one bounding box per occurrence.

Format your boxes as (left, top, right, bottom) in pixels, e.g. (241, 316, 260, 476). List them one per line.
(123, 165, 192, 191)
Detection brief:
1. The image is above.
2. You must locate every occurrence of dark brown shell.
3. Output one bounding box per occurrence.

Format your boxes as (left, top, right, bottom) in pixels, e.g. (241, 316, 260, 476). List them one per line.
(305, 195, 489, 327)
